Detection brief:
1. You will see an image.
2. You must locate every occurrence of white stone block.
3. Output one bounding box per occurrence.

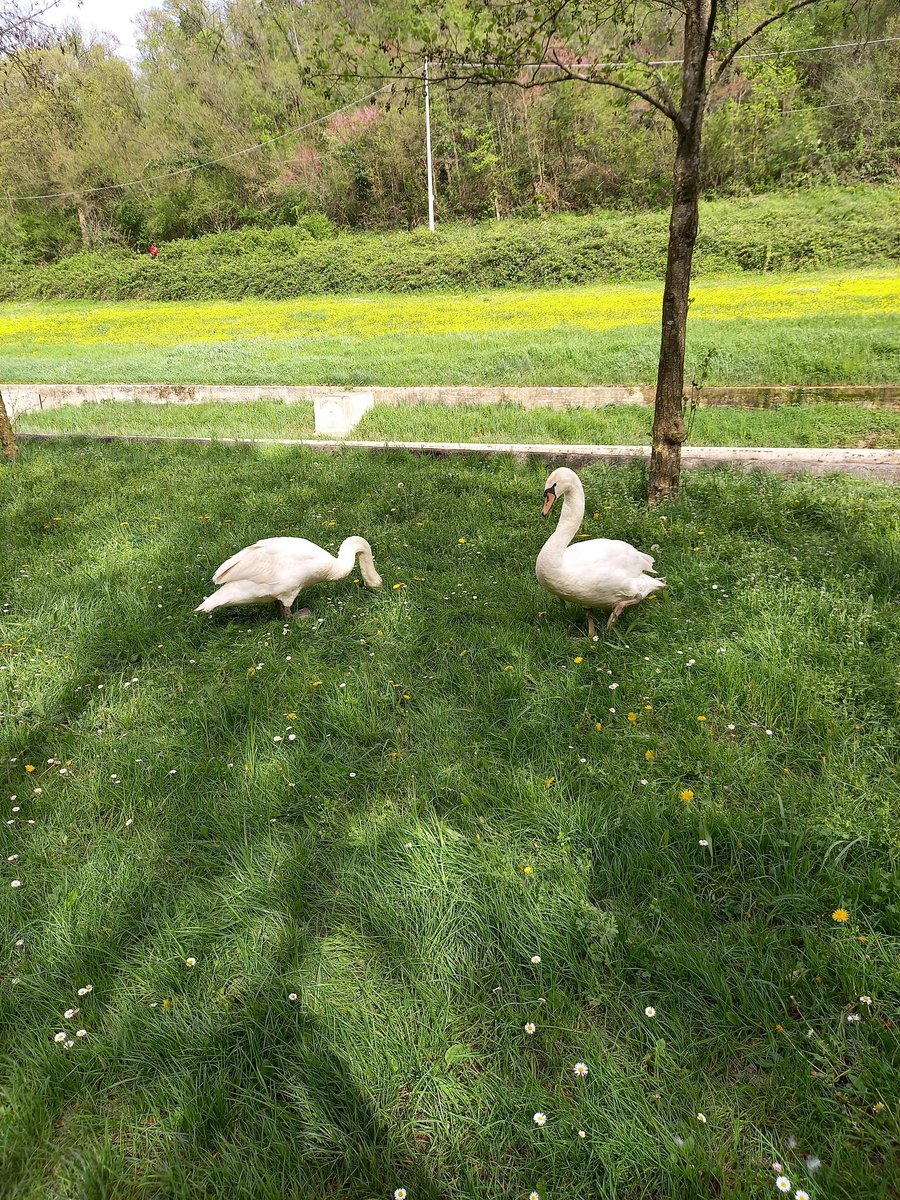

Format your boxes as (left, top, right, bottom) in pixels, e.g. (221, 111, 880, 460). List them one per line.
(313, 391, 375, 436)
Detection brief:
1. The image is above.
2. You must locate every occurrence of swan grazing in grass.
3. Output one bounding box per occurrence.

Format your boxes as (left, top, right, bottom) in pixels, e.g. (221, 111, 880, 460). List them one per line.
(196, 536, 382, 621)
(536, 467, 665, 638)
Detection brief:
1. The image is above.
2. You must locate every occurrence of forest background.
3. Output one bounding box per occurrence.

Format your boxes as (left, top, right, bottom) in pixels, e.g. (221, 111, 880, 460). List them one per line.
(1, 0, 897, 266)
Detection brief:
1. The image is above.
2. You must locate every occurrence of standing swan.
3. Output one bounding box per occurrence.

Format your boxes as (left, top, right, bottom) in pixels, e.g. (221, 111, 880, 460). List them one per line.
(536, 467, 665, 638)
(196, 536, 382, 621)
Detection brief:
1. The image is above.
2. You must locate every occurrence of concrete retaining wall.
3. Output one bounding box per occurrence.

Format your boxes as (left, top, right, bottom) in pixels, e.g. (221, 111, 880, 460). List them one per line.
(18, 431, 900, 483)
(5, 381, 899, 419)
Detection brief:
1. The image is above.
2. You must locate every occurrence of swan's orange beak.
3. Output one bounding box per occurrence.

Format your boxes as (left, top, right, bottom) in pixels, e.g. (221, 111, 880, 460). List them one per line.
(542, 488, 556, 516)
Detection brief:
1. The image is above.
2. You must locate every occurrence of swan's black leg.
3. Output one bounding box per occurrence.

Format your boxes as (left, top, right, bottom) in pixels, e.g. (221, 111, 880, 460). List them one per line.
(276, 601, 292, 621)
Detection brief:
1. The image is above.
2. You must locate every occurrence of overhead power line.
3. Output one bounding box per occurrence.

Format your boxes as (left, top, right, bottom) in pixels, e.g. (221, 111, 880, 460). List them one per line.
(7, 34, 897, 203)
(457, 34, 900, 70)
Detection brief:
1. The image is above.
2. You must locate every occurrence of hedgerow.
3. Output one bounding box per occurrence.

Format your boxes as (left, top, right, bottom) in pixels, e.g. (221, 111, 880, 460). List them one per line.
(0, 187, 896, 301)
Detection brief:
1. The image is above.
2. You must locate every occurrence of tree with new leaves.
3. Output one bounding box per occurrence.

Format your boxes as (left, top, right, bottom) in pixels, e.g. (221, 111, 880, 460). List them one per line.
(376, 0, 877, 502)
(0, 0, 78, 461)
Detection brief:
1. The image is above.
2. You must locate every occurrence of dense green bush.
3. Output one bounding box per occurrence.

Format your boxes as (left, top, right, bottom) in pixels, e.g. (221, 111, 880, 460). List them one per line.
(0, 187, 896, 301)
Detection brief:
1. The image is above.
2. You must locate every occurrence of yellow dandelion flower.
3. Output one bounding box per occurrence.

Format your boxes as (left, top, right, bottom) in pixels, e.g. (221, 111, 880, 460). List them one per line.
(311, 680, 323, 688)
(595, 721, 603, 730)
(680, 789, 694, 802)
(522, 865, 534, 876)
(627, 712, 637, 722)
(573, 656, 583, 664)
(645, 750, 655, 761)
(832, 908, 850, 923)
(458, 538, 466, 544)
(25, 765, 35, 773)
(697, 715, 707, 722)
(546, 777, 555, 787)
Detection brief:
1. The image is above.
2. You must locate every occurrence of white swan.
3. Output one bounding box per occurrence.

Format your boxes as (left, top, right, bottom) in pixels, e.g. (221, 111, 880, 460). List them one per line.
(196, 535, 382, 620)
(536, 467, 665, 637)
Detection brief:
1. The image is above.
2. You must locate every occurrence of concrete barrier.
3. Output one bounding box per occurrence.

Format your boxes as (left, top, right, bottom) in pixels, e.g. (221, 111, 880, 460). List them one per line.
(5, 381, 899, 421)
(17, 432, 900, 482)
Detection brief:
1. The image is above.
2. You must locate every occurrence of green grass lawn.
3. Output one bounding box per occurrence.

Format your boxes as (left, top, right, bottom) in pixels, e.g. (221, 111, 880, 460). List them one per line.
(15, 397, 900, 449)
(1, 269, 898, 387)
(1, 442, 898, 1199)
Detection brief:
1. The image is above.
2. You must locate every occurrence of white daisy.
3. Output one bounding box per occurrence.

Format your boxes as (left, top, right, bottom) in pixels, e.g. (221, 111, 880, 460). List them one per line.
(699, 839, 709, 846)
(288, 993, 298, 1002)
(578, 1129, 586, 1138)
(573, 1062, 588, 1077)
(529, 1193, 540, 1200)
(795, 1191, 809, 1200)
(524, 1022, 536, 1035)
(10, 879, 22, 888)
(859, 995, 872, 1004)
(185, 957, 196, 967)
(77, 985, 93, 996)
(645, 1006, 656, 1018)
(54, 1032, 66, 1042)
(533, 1112, 547, 1126)
(776, 1178, 791, 1194)
(64, 1008, 79, 1019)
(393, 1190, 407, 1200)
(530, 955, 541, 965)
(697, 1113, 707, 1123)
(76, 1029, 87, 1038)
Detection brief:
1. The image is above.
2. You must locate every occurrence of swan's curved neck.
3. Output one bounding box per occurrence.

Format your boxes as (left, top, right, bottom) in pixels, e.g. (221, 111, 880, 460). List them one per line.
(548, 481, 585, 552)
(332, 537, 381, 587)
(333, 537, 363, 580)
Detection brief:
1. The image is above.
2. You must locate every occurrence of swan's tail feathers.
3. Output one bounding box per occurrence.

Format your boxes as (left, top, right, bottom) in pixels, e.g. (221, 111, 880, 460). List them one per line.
(195, 581, 262, 613)
(355, 538, 382, 589)
(641, 574, 666, 599)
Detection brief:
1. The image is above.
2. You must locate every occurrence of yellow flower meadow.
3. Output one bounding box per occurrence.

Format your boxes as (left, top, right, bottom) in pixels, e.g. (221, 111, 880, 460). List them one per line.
(832, 908, 850, 923)
(4, 272, 896, 346)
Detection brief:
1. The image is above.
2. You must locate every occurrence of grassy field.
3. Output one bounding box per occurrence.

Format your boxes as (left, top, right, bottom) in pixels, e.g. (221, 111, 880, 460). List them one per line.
(1, 269, 898, 387)
(1, 441, 898, 1200)
(16, 398, 900, 450)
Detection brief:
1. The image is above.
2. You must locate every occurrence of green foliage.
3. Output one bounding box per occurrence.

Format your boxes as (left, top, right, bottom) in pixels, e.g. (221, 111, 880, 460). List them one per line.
(0, 442, 897, 1198)
(1, 187, 896, 302)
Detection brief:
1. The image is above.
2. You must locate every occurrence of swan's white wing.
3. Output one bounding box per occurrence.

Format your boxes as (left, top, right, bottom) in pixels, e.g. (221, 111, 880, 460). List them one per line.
(212, 538, 328, 586)
(565, 538, 656, 576)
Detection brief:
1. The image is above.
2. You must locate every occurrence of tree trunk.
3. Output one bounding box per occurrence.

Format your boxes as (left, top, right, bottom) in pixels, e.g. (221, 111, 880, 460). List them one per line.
(648, 0, 712, 505)
(0, 389, 18, 463)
